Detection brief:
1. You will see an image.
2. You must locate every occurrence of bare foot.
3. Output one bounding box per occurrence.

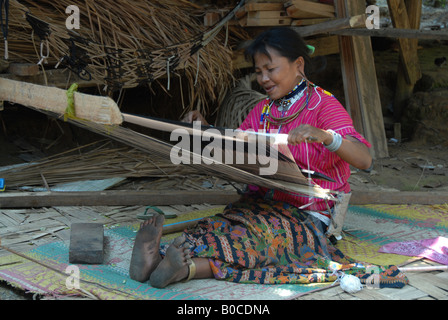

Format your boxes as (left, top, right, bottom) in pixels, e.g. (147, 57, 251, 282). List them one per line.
(149, 235, 191, 288)
(129, 213, 165, 282)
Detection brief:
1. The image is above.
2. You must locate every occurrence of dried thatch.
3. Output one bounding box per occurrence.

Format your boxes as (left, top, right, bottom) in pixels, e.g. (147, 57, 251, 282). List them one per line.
(0, 141, 199, 189)
(216, 74, 267, 128)
(2, 0, 247, 115)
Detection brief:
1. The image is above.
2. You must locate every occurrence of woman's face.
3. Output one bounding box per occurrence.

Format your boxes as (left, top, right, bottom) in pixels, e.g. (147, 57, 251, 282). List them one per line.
(254, 46, 304, 100)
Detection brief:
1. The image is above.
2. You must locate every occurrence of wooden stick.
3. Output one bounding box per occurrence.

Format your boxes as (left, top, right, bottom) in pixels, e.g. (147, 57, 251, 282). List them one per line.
(0, 190, 241, 208)
(293, 14, 366, 38)
(399, 265, 448, 272)
(350, 190, 448, 205)
(0, 78, 123, 125)
(162, 218, 203, 235)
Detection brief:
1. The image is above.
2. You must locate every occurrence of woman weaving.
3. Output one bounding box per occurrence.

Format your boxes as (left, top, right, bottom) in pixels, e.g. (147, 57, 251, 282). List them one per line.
(129, 28, 408, 289)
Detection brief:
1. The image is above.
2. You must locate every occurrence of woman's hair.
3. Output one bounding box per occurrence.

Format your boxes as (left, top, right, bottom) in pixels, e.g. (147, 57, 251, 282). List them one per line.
(244, 27, 312, 76)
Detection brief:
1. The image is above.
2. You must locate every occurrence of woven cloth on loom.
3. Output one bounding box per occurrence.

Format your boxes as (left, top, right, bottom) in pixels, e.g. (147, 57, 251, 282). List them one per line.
(0, 204, 445, 299)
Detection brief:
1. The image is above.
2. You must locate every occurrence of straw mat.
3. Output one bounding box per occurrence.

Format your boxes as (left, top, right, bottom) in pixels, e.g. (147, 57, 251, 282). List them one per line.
(337, 204, 448, 266)
(0, 204, 446, 300)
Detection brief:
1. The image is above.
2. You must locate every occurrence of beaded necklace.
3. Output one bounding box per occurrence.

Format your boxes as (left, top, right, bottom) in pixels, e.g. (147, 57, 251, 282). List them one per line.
(259, 79, 311, 132)
(259, 80, 334, 133)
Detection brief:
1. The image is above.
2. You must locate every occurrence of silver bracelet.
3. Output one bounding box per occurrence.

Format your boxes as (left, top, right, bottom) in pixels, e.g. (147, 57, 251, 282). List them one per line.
(324, 129, 342, 152)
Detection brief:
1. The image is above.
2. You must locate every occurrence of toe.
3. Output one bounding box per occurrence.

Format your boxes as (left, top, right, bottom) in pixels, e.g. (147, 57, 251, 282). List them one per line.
(154, 212, 165, 227)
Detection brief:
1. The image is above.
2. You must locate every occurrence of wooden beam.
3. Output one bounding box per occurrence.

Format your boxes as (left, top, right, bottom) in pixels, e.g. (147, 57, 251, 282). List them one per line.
(286, 0, 335, 19)
(293, 14, 366, 38)
(308, 35, 340, 56)
(392, 0, 422, 122)
(331, 27, 448, 40)
(0, 190, 241, 208)
(245, 2, 284, 12)
(350, 191, 448, 205)
(0, 190, 445, 208)
(387, 0, 422, 85)
(335, 0, 389, 159)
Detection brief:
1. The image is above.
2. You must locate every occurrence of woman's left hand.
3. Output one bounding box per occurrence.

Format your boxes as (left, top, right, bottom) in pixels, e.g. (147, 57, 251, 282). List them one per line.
(287, 124, 332, 145)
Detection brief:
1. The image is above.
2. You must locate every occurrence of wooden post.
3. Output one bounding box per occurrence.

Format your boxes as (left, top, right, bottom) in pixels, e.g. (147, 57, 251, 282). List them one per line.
(335, 0, 389, 159)
(388, 0, 422, 121)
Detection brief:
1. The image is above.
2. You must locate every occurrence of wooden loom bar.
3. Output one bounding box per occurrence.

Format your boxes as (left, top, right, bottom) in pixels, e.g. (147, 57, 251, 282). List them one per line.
(0, 78, 123, 125)
(68, 116, 333, 200)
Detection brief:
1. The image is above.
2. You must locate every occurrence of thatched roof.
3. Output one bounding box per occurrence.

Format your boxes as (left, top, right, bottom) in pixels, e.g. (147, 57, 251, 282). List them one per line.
(2, 0, 247, 114)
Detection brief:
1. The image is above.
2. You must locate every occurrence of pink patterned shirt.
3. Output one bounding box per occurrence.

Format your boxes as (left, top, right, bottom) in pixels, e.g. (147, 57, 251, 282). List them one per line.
(239, 86, 371, 212)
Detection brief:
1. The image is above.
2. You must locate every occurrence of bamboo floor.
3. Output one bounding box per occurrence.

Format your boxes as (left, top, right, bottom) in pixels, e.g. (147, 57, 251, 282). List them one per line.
(299, 258, 448, 300)
(0, 201, 447, 300)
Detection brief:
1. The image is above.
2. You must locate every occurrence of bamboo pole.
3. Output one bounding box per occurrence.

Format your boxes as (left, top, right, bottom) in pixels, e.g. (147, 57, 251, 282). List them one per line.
(399, 265, 448, 272)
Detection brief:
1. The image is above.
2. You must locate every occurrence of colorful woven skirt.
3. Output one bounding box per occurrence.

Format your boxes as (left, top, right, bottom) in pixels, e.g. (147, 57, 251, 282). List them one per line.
(177, 196, 408, 288)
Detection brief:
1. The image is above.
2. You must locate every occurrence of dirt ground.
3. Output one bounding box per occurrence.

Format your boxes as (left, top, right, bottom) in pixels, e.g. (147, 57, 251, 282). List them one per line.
(349, 141, 448, 192)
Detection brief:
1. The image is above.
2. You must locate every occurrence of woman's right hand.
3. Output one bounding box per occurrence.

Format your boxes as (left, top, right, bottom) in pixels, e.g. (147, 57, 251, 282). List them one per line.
(181, 111, 208, 125)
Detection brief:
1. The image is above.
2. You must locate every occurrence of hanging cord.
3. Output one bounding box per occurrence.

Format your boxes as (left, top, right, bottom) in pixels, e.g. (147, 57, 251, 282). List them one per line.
(166, 55, 175, 90)
(0, 0, 9, 60)
(37, 38, 49, 66)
